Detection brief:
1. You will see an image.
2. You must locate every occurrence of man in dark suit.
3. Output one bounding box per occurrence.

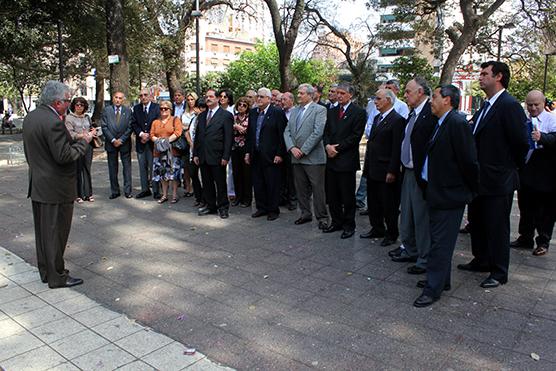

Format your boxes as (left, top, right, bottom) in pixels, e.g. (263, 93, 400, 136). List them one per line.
(193, 88, 234, 218)
(245, 87, 288, 221)
(23, 81, 94, 288)
(323, 82, 366, 238)
(101, 91, 133, 199)
(458, 61, 529, 288)
(413, 85, 479, 307)
(361, 88, 405, 246)
(390, 77, 437, 275)
(511, 90, 556, 256)
(131, 89, 161, 199)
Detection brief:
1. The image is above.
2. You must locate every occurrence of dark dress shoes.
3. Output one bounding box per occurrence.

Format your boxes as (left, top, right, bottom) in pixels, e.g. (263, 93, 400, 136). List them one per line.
(125, 193, 132, 198)
(251, 210, 267, 218)
(413, 294, 437, 308)
(416, 280, 451, 291)
(391, 255, 417, 263)
(359, 209, 369, 216)
(407, 265, 426, 274)
(287, 202, 297, 211)
(323, 224, 342, 233)
(49, 276, 83, 289)
(360, 229, 385, 239)
(109, 193, 120, 199)
(219, 209, 229, 219)
(318, 221, 328, 230)
(198, 207, 217, 216)
(231, 199, 241, 207)
(267, 213, 279, 221)
(153, 193, 162, 200)
(135, 190, 152, 199)
(388, 246, 403, 257)
(341, 230, 355, 239)
(479, 277, 503, 288)
(510, 238, 533, 249)
(240, 202, 252, 208)
(294, 217, 312, 225)
(380, 238, 396, 247)
(457, 261, 490, 272)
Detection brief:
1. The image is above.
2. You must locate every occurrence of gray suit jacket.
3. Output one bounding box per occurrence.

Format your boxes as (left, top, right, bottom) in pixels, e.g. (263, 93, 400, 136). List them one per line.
(23, 104, 88, 203)
(101, 104, 133, 152)
(283, 103, 327, 165)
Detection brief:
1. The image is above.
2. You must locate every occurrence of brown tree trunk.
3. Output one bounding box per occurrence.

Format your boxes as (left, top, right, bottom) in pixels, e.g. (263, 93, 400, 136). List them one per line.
(105, 0, 130, 98)
(92, 67, 106, 123)
(439, 30, 476, 84)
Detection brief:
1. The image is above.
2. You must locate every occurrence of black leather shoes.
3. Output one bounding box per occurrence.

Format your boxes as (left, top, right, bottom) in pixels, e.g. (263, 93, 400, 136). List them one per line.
(360, 229, 385, 239)
(457, 261, 490, 272)
(219, 209, 229, 219)
(380, 238, 396, 247)
(407, 265, 426, 274)
(252, 210, 267, 218)
(416, 280, 451, 291)
(198, 207, 217, 216)
(413, 294, 437, 308)
(323, 224, 342, 233)
(341, 230, 355, 239)
(135, 190, 152, 199)
(125, 193, 132, 198)
(388, 246, 403, 257)
(109, 193, 120, 199)
(318, 221, 328, 230)
(510, 238, 533, 249)
(240, 202, 251, 208)
(153, 193, 162, 200)
(267, 213, 279, 221)
(480, 277, 503, 288)
(294, 217, 312, 225)
(287, 202, 297, 211)
(359, 209, 369, 216)
(231, 199, 241, 207)
(391, 255, 417, 263)
(49, 276, 83, 289)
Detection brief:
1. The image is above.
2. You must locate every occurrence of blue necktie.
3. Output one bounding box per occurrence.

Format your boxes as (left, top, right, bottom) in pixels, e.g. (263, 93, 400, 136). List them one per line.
(256, 110, 265, 148)
(473, 101, 490, 135)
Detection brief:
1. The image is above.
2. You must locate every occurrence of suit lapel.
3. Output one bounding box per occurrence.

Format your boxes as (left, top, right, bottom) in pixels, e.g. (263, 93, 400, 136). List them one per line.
(296, 104, 313, 136)
(428, 110, 453, 151)
(474, 90, 506, 135)
(370, 110, 392, 140)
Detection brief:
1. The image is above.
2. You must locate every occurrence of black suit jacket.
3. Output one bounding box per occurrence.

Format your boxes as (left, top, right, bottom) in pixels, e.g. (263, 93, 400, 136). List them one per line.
(405, 101, 438, 189)
(520, 129, 556, 192)
(130, 102, 160, 153)
(246, 105, 287, 165)
(193, 107, 234, 166)
(362, 109, 406, 181)
(472, 90, 529, 195)
(323, 103, 366, 172)
(424, 110, 479, 209)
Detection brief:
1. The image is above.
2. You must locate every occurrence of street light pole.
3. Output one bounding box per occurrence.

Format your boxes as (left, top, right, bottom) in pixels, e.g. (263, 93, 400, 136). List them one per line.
(543, 54, 549, 94)
(497, 27, 503, 61)
(192, 0, 202, 96)
(57, 19, 64, 81)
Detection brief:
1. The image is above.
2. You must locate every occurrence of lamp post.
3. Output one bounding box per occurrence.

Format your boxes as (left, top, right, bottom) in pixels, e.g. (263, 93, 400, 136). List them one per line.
(542, 51, 556, 94)
(496, 23, 515, 61)
(192, 1, 202, 96)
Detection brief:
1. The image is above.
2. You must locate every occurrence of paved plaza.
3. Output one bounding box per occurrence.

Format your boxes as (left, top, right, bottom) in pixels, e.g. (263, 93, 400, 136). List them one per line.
(1, 134, 556, 370)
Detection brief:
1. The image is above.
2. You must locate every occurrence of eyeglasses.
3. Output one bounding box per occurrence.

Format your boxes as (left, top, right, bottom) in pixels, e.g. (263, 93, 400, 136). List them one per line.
(220, 95, 228, 99)
(237, 103, 248, 107)
(160, 107, 171, 111)
(75, 102, 85, 106)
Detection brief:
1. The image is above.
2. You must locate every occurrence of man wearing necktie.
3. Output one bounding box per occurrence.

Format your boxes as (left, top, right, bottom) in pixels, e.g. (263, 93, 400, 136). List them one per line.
(511, 90, 556, 256)
(360, 88, 405, 246)
(131, 89, 161, 199)
(283, 84, 329, 229)
(101, 91, 133, 199)
(413, 85, 479, 308)
(457, 61, 529, 288)
(323, 82, 366, 239)
(245, 87, 288, 221)
(389, 77, 438, 276)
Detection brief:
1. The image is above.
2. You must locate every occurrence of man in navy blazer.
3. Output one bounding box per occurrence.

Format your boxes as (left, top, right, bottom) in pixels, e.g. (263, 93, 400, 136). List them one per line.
(101, 91, 133, 199)
(131, 89, 161, 199)
(413, 85, 479, 307)
(457, 61, 529, 288)
(193, 89, 234, 218)
(245, 87, 288, 221)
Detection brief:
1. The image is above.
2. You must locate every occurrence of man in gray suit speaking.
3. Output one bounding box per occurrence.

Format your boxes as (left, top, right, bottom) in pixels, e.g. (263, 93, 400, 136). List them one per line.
(23, 81, 94, 288)
(284, 83, 329, 229)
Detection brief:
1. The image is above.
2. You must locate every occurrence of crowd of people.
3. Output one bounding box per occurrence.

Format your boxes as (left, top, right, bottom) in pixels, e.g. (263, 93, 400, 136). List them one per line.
(23, 60, 556, 308)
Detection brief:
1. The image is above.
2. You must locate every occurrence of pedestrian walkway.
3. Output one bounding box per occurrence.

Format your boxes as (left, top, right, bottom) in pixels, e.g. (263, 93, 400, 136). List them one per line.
(0, 246, 233, 371)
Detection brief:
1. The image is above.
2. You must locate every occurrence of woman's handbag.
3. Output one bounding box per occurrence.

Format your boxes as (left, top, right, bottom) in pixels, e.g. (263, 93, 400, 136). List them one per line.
(171, 117, 189, 152)
(89, 116, 103, 148)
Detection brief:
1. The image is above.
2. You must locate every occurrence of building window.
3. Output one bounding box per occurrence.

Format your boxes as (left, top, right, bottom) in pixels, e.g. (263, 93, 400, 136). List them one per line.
(235, 47, 241, 54)
(223, 45, 230, 54)
(380, 14, 396, 23)
(211, 44, 218, 53)
(379, 47, 414, 57)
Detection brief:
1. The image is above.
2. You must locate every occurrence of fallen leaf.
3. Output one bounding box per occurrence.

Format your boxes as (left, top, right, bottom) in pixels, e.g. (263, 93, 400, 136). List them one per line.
(531, 353, 540, 361)
(346, 272, 353, 276)
(107, 266, 113, 271)
(101, 257, 108, 261)
(115, 298, 120, 302)
(263, 275, 269, 279)
(79, 215, 87, 219)
(177, 314, 187, 321)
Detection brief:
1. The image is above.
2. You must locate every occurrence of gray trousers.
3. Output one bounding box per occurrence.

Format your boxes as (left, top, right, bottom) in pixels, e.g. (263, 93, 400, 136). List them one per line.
(137, 150, 159, 194)
(293, 163, 328, 221)
(32, 201, 73, 287)
(399, 169, 431, 269)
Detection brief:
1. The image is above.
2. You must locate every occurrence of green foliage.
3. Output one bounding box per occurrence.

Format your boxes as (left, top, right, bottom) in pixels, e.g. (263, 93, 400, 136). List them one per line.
(391, 54, 436, 94)
(180, 72, 226, 95)
(509, 54, 556, 101)
(221, 42, 339, 96)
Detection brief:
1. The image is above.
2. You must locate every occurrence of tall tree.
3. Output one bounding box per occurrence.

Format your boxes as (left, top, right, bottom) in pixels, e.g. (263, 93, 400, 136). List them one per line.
(106, 0, 130, 97)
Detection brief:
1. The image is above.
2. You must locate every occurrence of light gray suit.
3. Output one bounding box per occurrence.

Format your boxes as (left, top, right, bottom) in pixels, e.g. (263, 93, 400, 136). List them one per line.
(284, 103, 328, 222)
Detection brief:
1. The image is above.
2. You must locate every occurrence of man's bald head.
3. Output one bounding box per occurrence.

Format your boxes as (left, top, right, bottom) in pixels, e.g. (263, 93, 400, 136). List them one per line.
(526, 89, 545, 118)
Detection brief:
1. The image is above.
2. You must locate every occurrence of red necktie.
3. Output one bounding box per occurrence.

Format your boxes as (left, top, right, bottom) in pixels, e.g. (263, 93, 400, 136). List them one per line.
(339, 106, 345, 119)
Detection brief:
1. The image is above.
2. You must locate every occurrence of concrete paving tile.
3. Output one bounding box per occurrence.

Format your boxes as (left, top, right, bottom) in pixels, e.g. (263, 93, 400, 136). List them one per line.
(55, 294, 100, 315)
(72, 343, 136, 370)
(36, 287, 82, 305)
(185, 357, 234, 370)
(141, 341, 205, 370)
(46, 362, 81, 371)
(115, 328, 174, 357)
(30, 317, 86, 343)
(522, 315, 556, 340)
(0, 330, 43, 362)
(91, 315, 143, 342)
(513, 333, 556, 363)
(0, 284, 31, 304)
(8, 269, 41, 285)
(0, 295, 46, 316)
(71, 305, 121, 327)
(0, 261, 35, 277)
(20, 279, 51, 294)
(0, 318, 26, 339)
(50, 329, 110, 360)
(115, 360, 156, 370)
(0, 345, 66, 371)
(13, 305, 68, 329)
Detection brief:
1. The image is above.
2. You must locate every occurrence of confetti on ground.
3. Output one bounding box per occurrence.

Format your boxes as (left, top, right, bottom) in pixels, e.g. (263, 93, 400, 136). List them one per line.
(115, 298, 120, 302)
(263, 275, 269, 279)
(531, 353, 540, 361)
(107, 266, 113, 271)
(177, 314, 186, 321)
